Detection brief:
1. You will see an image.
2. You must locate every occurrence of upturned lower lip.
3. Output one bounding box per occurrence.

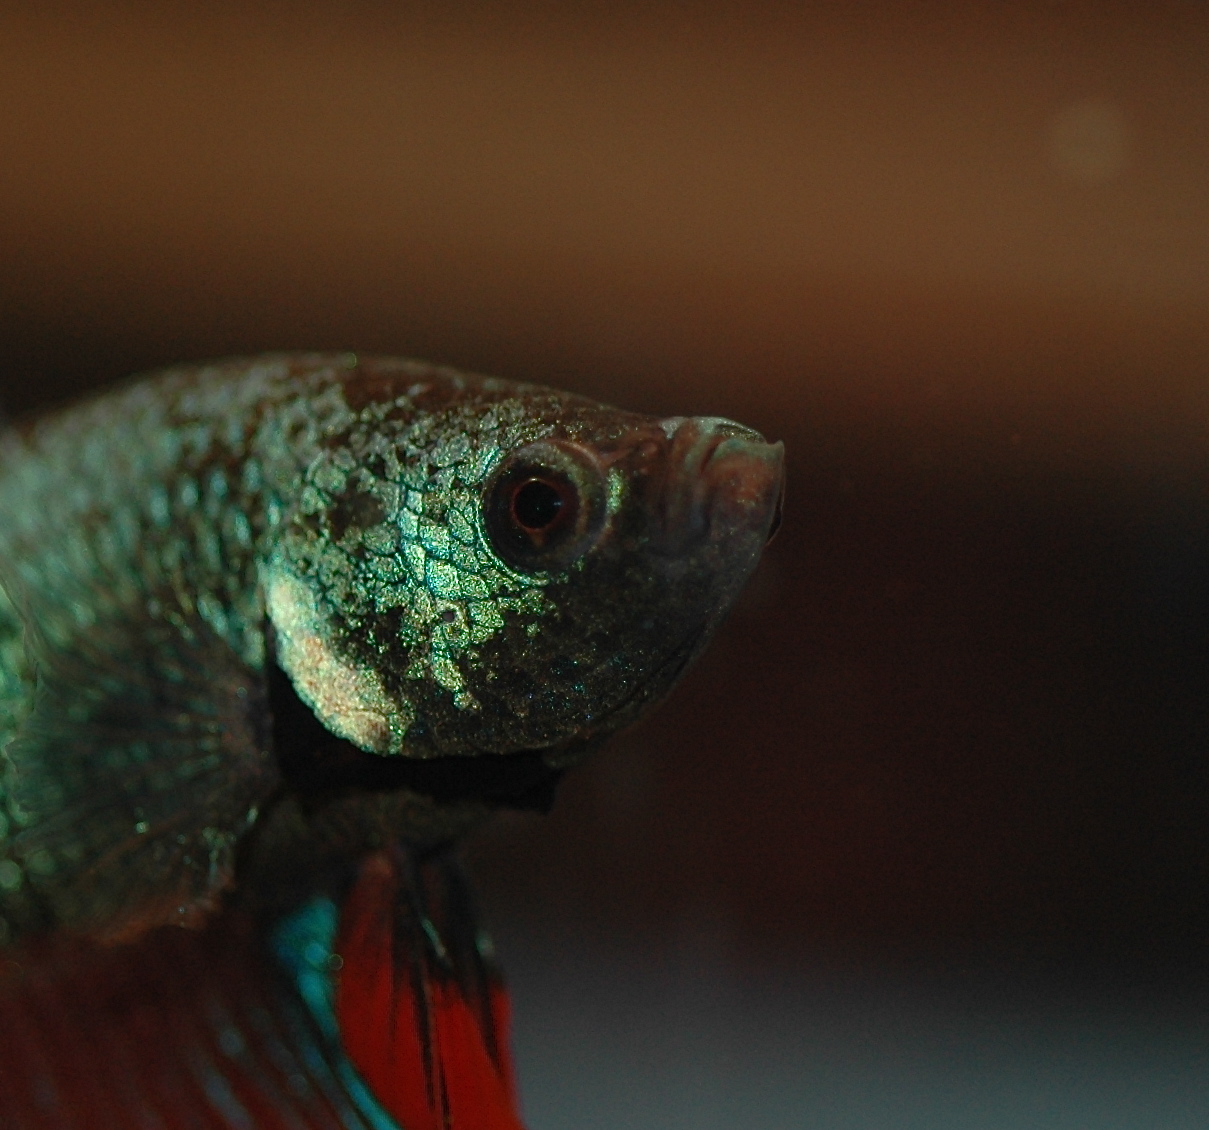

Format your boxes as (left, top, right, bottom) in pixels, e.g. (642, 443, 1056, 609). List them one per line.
(660, 416, 784, 549)
(704, 432, 785, 540)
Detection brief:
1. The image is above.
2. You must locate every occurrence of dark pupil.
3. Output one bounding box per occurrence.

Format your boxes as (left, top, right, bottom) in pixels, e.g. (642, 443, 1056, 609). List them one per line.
(512, 478, 564, 531)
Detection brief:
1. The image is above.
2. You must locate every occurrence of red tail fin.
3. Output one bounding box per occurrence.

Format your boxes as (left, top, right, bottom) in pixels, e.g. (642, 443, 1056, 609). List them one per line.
(335, 850, 526, 1130)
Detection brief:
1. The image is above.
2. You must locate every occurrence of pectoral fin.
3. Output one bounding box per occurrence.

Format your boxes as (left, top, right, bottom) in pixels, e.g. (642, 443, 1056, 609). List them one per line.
(2, 589, 279, 944)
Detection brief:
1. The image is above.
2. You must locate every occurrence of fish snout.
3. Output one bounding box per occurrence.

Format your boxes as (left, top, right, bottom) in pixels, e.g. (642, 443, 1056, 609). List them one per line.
(659, 416, 785, 551)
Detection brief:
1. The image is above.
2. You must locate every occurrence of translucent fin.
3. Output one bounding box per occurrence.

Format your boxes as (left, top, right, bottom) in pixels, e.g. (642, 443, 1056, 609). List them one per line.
(3, 589, 279, 943)
(335, 849, 525, 1130)
(0, 906, 400, 1129)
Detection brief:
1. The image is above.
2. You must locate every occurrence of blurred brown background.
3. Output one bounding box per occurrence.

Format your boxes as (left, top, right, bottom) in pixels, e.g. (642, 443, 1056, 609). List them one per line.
(4, 3, 1209, 1124)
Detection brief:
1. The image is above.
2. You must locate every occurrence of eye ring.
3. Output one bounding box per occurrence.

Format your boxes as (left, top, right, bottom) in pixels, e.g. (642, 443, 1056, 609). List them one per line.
(485, 441, 607, 572)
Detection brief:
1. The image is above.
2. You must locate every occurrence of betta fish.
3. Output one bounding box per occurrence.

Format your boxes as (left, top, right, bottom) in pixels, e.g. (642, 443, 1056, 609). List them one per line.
(0, 353, 783, 1128)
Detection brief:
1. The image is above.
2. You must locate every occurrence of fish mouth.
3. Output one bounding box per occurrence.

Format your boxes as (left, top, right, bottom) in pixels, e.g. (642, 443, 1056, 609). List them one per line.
(650, 416, 785, 554)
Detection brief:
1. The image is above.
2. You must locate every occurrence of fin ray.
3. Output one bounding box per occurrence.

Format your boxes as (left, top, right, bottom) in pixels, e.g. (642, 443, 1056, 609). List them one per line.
(2, 579, 278, 943)
(335, 850, 525, 1130)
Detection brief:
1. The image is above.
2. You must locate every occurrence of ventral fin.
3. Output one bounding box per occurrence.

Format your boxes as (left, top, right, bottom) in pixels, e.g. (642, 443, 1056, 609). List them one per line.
(2, 579, 279, 944)
(335, 849, 525, 1130)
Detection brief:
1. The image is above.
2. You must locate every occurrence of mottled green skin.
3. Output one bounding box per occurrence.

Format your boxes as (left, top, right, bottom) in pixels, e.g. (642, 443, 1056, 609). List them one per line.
(0, 354, 782, 948)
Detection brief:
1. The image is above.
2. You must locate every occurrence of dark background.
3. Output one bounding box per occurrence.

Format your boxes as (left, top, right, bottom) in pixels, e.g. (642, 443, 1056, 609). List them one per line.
(5, 4, 1209, 1125)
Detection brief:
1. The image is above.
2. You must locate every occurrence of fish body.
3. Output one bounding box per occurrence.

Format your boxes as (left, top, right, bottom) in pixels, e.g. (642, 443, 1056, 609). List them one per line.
(0, 354, 783, 1127)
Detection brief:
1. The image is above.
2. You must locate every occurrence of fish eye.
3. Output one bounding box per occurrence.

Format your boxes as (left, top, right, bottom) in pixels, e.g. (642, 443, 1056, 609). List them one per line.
(485, 441, 607, 572)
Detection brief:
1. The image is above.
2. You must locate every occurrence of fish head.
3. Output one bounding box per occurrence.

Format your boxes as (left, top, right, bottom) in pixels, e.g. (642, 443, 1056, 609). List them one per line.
(465, 411, 785, 765)
(265, 372, 784, 772)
